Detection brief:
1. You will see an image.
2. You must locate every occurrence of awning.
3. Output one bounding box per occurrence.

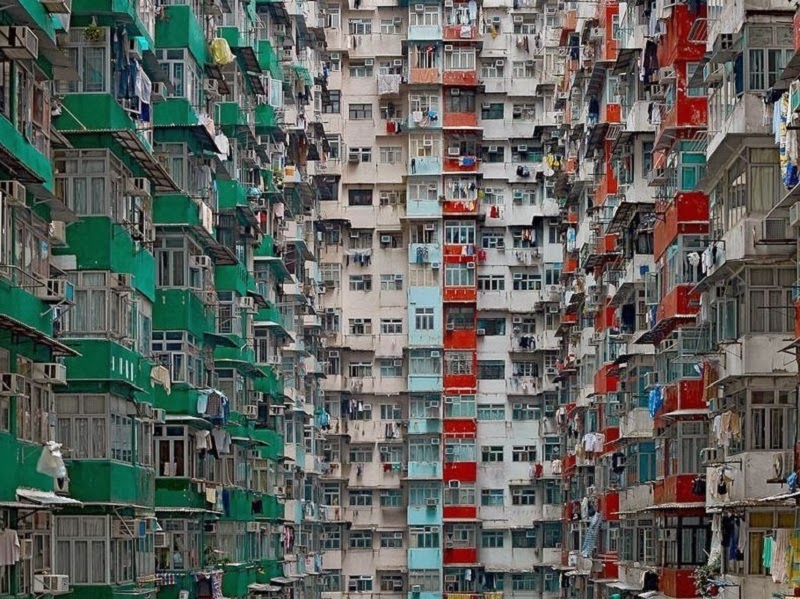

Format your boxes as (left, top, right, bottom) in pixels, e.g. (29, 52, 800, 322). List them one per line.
(17, 488, 82, 507)
(0, 313, 79, 356)
(270, 577, 294, 585)
(637, 502, 706, 512)
(164, 415, 213, 429)
(249, 584, 282, 593)
(57, 129, 177, 192)
(661, 409, 708, 418)
(608, 581, 644, 591)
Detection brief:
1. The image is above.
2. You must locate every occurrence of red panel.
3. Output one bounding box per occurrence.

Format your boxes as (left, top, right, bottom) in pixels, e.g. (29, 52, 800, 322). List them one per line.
(443, 547, 478, 565)
(653, 474, 703, 504)
(443, 112, 479, 128)
(443, 287, 477, 302)
(594, 558, 618, 580)
(656, 3, 707, 67)
(442, 70, 479, 86)
(409, 68, 440, 84)
(661, 567, 701, 599)
(443, 245, 477, 257)
(443, 157, 479, 173)
(443, 461, 477, 481)
(604, 103, 621, 124)
(657, 94, 707, 142)
(563, 255, 578, 273)
(443, 505, 477, 519)
(656, 284, 700, 324)
(444, 372, 477, 389)
(444, 328, 477, 349)
(559, 10, 577, 45)
(600, 490, 619, 521)
(443, 419, 477, 434)
(593, 364, 619, 395)
(443, 25, 477, 40)
(442, 199, 479, 214)
(604, 426, 620, 447)
(594, 304, 616, 332)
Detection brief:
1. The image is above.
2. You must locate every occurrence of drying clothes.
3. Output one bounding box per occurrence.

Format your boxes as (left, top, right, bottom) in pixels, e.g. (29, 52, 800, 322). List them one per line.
(195, 430, 211, 451)
(151, 365, 171, 394)
(211, 428, 231, 455)
(205, 486, 217, 505)
(0, 529, 20, 566)
(580, 513, 602, 557)
(763, 535, 774, 570)
(773, 529, 790, 583)
(37, 441, 67, 480)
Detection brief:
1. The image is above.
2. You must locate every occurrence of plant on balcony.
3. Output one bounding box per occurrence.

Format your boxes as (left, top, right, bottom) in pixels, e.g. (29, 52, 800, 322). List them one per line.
(693, 556, 721, 599)
(83, 18, 104, 43)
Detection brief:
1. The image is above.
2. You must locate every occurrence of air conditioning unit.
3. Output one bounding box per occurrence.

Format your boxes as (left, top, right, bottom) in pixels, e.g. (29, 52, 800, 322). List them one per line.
(0, 27, 39, 60)
(381, 234, 392, 244)
(348, 150, 361, 163)
(790, 202, 800, 229)
(512, 316, 522, 324)
(426, 498, 437, 507)
(431, 261, 441, 269)
(422, 138, 434, 147)
(205, 79, 220, 96)
(448, 146, 461, 156)
(430, 437, 440, 444)
(448, 480, 460, 488)
(151, 81, 167, 103)
(239, 296, 256, 311)
(127, 177, 151, 198)
(154, 532, 171, 548)
(190, 255, 212, 269)
(430, 350, 440, 357)
(244, 404, 259, 419)
(0, 180, 26, 206)
(476, 328, 486, 335)
(412, 585, 422, 594)
(364, 58, 374, 66)
(517, 144, 528, 152)
(393, 359, 403, 366)
(0, 373, 26, 396)
(700, 447, 719, 466)
(449, 88, 460, 95)
(495, 59, 504, 66)
(513, 16, 523, 23)
(444, 44, 454, 52)
(246, 522, 261, 532)
(36, 279, 74, 303)
(762, 217, 791, 241)
(488, 145, 499, 153)
(658, 66, 676, 81)
(644, 371, 659, 389)
(32, 363, 67, 385)
(33, 574, 69, 595)
(414, 3, 424, 10)
(116, 273, 133, 289)
(424, 223, 436, 231)
(153, 408, 167, 423)
(19, 538, 33, 560)
(466, 261, 475, 269)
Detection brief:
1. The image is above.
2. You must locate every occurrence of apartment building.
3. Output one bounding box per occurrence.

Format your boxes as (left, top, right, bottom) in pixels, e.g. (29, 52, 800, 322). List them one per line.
(556, 2, 800, 599)
(0, 0, 327, 597)
(317, 0, 568, 595)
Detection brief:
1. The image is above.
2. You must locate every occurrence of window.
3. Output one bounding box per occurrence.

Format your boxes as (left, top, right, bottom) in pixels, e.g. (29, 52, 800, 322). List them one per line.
(380, 403, 402, 420)
(349, 61, 374, 77)
(327, 136, 341, 160)
(446, 92, 475, 113)
(481, 489, 504, 506)
(660, 516, 710, 567)
(156, 519, 201, 571)
(444, 220, 476, 244)
(409, 5, 440, 27)
(380, 146, 403, 163)
(747, 510, 794, 575)
(66, 271, 133, 340)
(511, 574, 536, 590)
(480, 102, 504, 120)
(349, 445, 374, 462)
(349, 275, 373, 291)
(511, 530, 536, 549)
(349, 318, 373, 335)
(348, 361, 373, 378)
(55, 517, 109, 584)
(481, 531, 504, 548)
(409, 571, 440, 592)
(349, 103, 373, 119)
(380, 489, 403, 507)
(444, 394, 475, 418)
(747, 47, 792, 91)
(409, 350, 442, 375)
(544, 480, 563, 505)
(379, 359, 403, 377)
(380, 573, 404, 592)
(480, 58, 505, 78)
(348, 576, 374, 591)
(320, 263, 341, 288)
(322, 571, 342, 592)
(478, 275, 505, 291)
(409, 439, 440, 462)
(445, 352, 473, 375)
(477, 404, 505, 420)
(477, 360, 505, 380)
(349, 490, 373, 506)
(57, 394, 133, 462)
(348, 189, 373, 206)
(481, 446, 503, 462)
(512, 61, 535, 78)
(444, 438, 476, 462)
(323, 90, 341, 113)
(748, 268, 794, 333)
(446, 48, 475, 70)
(511, 487, 536, 505)
(445, 264, 475, 287)
(444, 482, 476, 507)
(512, 445, 537, 462)
(512, 403, 539, 421)
(410, 527, 440, 549)
(348, 18, 372, 34)
(477, 318, 505, 335)
(415, 307, 435, 330)
(512, 272, 541, 291)
(381, 319, 403, 334)
(380, 18, 401, 34)
(322, 527, 341, 550)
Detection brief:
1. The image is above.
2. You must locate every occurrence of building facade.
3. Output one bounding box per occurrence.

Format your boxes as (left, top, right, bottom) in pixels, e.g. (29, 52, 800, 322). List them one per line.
(0, 0, 327, 598)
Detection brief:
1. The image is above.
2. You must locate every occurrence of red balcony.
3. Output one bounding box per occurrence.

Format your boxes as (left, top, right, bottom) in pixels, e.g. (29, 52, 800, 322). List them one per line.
(599, 490, 619, 521)
(594, 558, 619, 581)
(443, 70, 479, 86)
(593, 364, 619, 395)
(604, 426, 620, 447)
(443, 286, 477, 303)
(598, 1, 619, 61)
(652, 284, 700, 336)
(654, 474, 705, 505)
(660, 567, 702, 599)
(409, 68, 440, 85)
(443, 546, 478, 565)
(443, 111, 479, 128)
(658, 379, 705, 417)
(442, 198, 479, 214)
(563, 254, 578, 273)
(594, 171, 618, 207)
(443, 419, 477, 435)
(657, 3, 707, 67)
(655, 95, 708, 149)
(559, 9, 577, 45)
(444, 326, 477, 350)
(443, 156, 479, 173)
(443, 505, 478, 520)
(605, 102, 621, 123)
(443, 461, 477, 481)
(594, 304, 616, 333)
(444, 371, 477, 390)
(653, 193, 709, 260)
(443, 24, 477, 41)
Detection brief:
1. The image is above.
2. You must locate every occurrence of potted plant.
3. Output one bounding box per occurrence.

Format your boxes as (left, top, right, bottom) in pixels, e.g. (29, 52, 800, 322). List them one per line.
(83, 18, 104, 43)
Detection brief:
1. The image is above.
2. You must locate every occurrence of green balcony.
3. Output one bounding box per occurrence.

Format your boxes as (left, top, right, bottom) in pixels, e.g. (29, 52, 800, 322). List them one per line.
(222, 564, 257, 598)
(71, 0, 154, 45)
(155, 477, 208, 510)
(154, 193, 205, 227)
(70, 583, 150, 599)
(215, 102, 253, 138)
(0, 113, 53, 189)
(67, 460, 155, 505)
(154, 288, 216, 339)
(55, 218, 156, 300)
(254, 104, 280, 135)
(0, 435, 60, 501)
(153, 386, 206, 417)
(155, 4, 207, 65)
(256, 40, 283, 79)
(255, 559, 283, 583)
(214, 344, 257, 368)
(216, 262, 252, 295)
(251, 428, 284, 461)
(218, 487, 256, 521)
(63, 339, 153, 394)
(252, 365, 283, 400)
(217, 180, 248, 211)
(217, 26, 251, 49)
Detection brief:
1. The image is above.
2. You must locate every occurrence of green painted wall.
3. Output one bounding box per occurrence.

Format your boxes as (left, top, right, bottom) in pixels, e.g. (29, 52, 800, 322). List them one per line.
(155, 4, 207, 66)
(67, 460, 155, 505)
(154, 288, 215, 339)
(0, 434, 58, 501)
